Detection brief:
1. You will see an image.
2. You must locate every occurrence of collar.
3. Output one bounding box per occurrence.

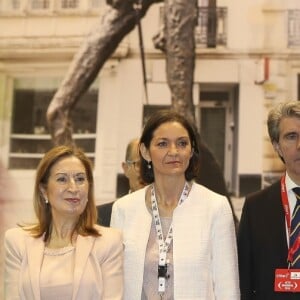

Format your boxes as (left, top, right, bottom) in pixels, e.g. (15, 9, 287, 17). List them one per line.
(285, 172, 298, 211)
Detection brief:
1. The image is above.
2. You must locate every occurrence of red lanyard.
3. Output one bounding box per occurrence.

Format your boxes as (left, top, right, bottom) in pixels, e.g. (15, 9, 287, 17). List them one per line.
(280, 176, 300, 264)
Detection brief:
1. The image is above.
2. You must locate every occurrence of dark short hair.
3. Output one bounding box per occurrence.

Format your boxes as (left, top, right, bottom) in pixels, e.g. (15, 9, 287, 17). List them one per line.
(139, 110, 201, 183)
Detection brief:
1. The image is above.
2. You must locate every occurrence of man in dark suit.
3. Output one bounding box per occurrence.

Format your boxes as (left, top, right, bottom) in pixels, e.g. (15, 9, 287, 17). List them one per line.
(238, 101, 300, 299)
(97, 138, 146, 226)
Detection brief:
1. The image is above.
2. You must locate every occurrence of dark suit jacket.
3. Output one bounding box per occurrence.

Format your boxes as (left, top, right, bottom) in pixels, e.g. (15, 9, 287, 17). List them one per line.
(238, 180, 299, 299)
(96, 202, 114, 227)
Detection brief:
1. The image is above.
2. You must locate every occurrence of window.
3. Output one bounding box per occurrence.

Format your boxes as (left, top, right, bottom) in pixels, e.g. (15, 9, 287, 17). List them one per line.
(30, 0, 50, 9)
(61, 0, 78, 9)
(9, 77, 98, 169)
(89, 0, 103, 9)
(288, 10, 300, 47)
(2, 0, 22, 10)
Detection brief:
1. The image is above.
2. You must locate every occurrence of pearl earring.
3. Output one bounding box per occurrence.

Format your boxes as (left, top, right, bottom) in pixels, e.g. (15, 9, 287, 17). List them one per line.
(45, 197, 49, 204)
(147, 161, 152, 169)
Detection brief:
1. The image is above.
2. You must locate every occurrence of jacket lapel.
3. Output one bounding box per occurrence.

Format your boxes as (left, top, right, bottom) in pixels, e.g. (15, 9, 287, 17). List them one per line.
(72, 235, 95, 300)
(26, 235, 45, 300)
(272, 182, 290, 259)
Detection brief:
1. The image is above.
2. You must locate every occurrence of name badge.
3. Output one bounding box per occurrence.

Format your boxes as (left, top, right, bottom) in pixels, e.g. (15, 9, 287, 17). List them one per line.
(274, 269, 300, 292)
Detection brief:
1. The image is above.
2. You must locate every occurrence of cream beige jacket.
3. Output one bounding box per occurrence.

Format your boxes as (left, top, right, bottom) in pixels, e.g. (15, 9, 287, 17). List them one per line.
(4, 225, 123, 300)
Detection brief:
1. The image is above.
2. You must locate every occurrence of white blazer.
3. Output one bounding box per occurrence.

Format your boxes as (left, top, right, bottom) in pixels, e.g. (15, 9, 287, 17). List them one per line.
(111, 183, 240, 300)
(4, 225, 123, 300)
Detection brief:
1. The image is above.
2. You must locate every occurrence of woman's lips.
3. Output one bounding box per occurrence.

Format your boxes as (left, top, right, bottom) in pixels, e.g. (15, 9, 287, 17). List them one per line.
(65, 198, 80, 203)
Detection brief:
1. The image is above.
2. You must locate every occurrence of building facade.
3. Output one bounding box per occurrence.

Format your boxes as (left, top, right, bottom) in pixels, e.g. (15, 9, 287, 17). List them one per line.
(0, 0, 299, 205)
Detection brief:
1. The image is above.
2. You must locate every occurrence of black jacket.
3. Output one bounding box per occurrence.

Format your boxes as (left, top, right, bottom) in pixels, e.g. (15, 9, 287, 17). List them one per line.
(238, 180, 299, 299)
(96, 202, 114, 227)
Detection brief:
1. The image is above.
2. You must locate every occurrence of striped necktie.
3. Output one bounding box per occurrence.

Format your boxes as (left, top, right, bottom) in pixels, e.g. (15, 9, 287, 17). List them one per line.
(290, 187, 300, 268)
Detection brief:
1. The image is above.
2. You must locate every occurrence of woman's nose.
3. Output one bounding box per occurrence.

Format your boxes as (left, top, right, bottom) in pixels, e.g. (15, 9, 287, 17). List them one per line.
(168, 144, 178, 154)
(68, 178, 79, 191)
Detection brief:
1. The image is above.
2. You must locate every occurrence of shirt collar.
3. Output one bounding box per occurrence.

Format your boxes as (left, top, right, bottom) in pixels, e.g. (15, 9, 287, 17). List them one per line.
(285, 172, 300, 192)
(285, 172, 298, 210)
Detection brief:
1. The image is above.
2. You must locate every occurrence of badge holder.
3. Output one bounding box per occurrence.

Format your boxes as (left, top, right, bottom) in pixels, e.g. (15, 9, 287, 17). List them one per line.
(274, 268, 300, 292)
(158, 264, 169, 293)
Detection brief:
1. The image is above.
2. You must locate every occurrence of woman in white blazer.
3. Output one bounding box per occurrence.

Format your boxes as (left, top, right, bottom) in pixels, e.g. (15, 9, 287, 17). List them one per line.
(111, 110, 239, 299)
(4, 146, 123, 300)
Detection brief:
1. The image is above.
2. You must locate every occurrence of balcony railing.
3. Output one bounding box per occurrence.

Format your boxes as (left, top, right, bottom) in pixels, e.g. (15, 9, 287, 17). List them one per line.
(196, 7, 227, 48)
(288, 9, 300, 47)
(0, 0, 105, 13)
(159, 5, 227, 49)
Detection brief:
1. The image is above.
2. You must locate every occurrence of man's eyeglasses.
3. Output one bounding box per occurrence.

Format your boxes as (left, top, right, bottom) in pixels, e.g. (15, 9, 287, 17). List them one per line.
(126, 160, 141, 171)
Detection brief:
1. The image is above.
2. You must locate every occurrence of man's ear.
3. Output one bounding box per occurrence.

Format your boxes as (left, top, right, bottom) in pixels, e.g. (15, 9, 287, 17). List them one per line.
(122, 162, 130, 178)
(140, 143, 151, 162)
(272, 141, 283, 157)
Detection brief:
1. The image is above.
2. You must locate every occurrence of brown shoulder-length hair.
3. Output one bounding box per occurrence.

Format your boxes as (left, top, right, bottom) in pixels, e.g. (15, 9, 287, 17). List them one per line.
(22, 145, 100, 242)
(139, 110, 201, 183)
